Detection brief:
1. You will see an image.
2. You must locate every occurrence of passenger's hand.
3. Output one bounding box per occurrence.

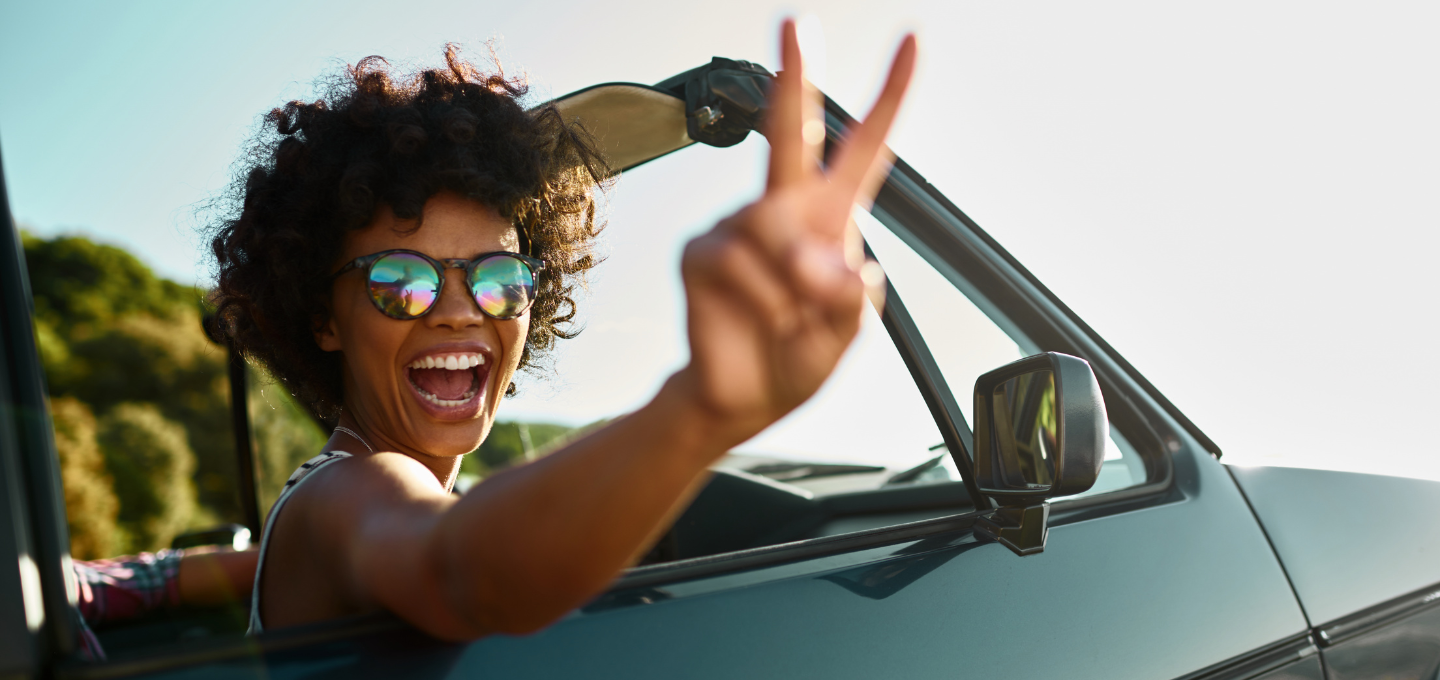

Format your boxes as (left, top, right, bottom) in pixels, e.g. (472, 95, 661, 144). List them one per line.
(675, 20, 916, 447)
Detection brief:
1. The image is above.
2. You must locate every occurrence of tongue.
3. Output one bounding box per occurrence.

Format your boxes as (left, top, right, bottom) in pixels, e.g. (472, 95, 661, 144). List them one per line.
(411, 368, 475, 400)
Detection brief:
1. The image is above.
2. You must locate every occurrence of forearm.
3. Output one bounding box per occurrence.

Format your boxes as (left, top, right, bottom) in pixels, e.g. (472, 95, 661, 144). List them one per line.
(434, 372, 733, 634)
(177, 548, 258, 607)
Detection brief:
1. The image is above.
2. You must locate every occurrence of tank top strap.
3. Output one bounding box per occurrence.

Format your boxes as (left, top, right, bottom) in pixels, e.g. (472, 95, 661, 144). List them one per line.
(247, 451, 353, 635)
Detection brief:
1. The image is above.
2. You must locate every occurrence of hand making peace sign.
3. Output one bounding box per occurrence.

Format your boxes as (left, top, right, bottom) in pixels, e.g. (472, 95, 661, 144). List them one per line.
(677, 21, 918, 447)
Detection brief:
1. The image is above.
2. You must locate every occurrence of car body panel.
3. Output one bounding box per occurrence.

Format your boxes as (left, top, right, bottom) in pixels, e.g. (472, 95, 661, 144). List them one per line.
(1251, 656, 1325, 680)
(1228, 465, 1440, 625)
(73, 445, 1305, 680)
(1323, 604, 1440, 680)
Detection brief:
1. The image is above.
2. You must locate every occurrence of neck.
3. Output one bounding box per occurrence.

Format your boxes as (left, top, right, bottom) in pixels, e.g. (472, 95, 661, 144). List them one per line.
(326, 412, 463, 493)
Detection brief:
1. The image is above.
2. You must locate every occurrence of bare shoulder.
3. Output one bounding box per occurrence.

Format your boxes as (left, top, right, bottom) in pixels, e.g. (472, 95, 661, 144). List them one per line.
(292, 451, 454, 535)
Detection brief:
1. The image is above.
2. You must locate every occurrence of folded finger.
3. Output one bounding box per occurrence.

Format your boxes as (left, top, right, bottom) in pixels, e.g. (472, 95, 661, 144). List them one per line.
(788, 241, 865, 335)
(686, 232, 797, 335)
(719, 196, 804, 271)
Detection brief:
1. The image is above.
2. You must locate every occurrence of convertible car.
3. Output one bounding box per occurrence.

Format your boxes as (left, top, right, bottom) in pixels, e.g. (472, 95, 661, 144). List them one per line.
(3, 57, 1440, 680)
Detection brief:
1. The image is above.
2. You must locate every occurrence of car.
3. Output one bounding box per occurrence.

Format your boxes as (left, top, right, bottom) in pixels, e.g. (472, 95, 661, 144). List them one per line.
(4, 56, 1440, 680)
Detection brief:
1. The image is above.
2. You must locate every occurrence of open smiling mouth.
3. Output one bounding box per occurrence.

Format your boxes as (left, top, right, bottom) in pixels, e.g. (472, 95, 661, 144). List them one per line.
(406, 353, 487, 409)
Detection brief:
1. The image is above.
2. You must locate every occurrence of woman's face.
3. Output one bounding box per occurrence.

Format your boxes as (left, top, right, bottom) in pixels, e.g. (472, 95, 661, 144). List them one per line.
(316, 191, 528, 458)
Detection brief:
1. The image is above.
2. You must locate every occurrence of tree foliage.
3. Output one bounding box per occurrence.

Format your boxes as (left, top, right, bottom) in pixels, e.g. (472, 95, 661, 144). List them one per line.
(49, 397, 119, 559)
(23, 233, 196, 334)
(97, 402, 206, 552)
(249, 376, 326, 518)
(461, 421, 578, 478)
(24, 234, 243, 527)
(24, 233, 254, 553)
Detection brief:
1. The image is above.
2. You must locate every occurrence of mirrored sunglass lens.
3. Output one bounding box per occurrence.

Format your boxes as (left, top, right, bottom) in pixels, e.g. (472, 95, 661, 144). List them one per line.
(369, 253, 439, 318)
(470, 256, 535, 318)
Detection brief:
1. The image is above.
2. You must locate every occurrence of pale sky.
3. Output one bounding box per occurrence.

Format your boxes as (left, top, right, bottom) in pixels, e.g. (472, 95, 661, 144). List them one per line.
(2, 1, 1437, 479)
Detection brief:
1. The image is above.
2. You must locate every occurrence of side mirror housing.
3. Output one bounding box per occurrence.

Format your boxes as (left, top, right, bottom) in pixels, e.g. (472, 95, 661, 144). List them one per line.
(972, 352, 1107, 555)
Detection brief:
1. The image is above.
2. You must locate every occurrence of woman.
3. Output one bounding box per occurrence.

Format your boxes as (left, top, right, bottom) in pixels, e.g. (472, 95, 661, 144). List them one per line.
(210, 22, 916, 639)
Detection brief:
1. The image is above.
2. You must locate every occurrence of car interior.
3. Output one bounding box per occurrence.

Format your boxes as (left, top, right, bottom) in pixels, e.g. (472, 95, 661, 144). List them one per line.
(642, 473, 975, 565)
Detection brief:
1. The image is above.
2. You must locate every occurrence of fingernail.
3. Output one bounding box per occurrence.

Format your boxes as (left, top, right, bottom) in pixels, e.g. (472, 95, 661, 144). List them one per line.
(859, 261, 886, 288)
(862, 261, 888, 311)
(802, 119, 826, 146)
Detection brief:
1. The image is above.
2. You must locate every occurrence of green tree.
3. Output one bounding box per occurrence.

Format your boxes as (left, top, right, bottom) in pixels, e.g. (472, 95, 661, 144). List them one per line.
(49, 397, 120, 559)
(97, 403, 207, 552)
(22, 233, 195, 333)
(460, 420, 579, 479)
(249, 372, 327, 518)
(59, 311, 238, 519)
(24, 232, 243, 525)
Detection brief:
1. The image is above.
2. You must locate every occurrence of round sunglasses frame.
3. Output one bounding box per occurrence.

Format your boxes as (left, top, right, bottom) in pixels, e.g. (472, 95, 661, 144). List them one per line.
(331, 249, 546, 321)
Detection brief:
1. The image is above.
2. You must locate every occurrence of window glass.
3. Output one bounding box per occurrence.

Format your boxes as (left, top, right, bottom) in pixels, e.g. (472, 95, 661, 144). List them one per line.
(855, 209, 1146, 498)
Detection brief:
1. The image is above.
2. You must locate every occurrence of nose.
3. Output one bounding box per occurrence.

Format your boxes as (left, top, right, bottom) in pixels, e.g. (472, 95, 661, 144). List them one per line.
(424, 270, 486, 330)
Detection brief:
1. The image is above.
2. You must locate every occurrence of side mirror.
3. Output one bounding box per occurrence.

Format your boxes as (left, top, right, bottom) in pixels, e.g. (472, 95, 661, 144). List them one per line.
(972, 352, 1107, 556)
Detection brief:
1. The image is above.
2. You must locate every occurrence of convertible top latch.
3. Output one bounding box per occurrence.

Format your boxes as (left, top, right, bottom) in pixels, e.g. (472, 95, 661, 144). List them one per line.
(656, 57, 773, 148)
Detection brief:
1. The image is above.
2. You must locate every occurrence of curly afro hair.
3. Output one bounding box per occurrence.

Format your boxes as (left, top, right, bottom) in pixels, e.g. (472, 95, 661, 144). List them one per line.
(208, 46, 610, 422)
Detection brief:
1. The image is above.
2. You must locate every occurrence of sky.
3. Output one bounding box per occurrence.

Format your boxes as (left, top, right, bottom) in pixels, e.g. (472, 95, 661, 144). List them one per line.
(2, 1, 1438, 479)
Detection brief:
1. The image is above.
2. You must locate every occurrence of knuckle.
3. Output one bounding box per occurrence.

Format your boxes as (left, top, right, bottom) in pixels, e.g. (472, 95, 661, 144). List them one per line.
(714, 239, 750, 271)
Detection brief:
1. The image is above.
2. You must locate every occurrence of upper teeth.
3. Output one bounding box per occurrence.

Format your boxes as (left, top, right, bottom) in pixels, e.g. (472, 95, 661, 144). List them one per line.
(408, 353, 484, 370)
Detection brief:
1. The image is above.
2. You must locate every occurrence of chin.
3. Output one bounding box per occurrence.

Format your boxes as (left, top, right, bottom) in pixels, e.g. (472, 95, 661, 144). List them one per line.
(411, 419, 493, 458)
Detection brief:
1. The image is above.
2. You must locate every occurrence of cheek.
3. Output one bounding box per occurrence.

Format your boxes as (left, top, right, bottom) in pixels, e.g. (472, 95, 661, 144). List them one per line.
(502, 316, 530, 371)
(335, 298, 408, 380)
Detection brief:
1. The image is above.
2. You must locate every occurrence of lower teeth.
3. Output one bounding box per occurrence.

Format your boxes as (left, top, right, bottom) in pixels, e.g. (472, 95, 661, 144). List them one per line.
(416, 386, 478, 408)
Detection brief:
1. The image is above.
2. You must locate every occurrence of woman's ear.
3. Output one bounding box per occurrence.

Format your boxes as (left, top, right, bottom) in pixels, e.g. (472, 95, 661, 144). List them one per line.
(314, 314, 343, 352)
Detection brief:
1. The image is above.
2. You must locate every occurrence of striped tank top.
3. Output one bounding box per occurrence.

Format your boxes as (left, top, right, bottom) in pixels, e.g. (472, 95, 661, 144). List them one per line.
(247, 451, 353, 635)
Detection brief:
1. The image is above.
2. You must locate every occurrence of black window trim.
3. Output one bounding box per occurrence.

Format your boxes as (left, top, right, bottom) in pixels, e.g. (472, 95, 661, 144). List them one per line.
(866, 159, 1176, 507)
(872, 147, 1220, 459)
(0, 148, 80, 673)
(829, 93, 1178, 505)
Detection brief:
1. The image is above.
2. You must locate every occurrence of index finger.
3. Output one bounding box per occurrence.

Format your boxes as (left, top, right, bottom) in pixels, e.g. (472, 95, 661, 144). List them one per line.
(765, 20, 823, 191)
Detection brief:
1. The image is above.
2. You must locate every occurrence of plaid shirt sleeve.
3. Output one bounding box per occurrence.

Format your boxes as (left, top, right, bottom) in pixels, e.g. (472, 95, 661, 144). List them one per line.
(72, 549, 185, 661)
(73, 549, 184, 628)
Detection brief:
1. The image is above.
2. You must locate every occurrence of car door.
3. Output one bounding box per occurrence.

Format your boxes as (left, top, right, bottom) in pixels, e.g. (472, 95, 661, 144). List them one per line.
(1227, 464, 1440, 679)
(6, 64, 1321, 680)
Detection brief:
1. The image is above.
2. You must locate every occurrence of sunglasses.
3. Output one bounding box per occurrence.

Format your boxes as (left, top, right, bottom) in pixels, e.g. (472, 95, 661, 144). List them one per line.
(332, 249, 545, 321)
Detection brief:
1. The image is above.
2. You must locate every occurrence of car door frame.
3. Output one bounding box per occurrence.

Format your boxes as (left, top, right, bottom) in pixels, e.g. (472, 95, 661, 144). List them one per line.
(0, 148, 83, 678)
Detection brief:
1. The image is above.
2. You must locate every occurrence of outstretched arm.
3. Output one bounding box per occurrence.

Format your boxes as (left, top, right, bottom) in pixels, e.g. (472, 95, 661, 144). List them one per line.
(178, 548, 258, 607)
(326, 22, 918, 641)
